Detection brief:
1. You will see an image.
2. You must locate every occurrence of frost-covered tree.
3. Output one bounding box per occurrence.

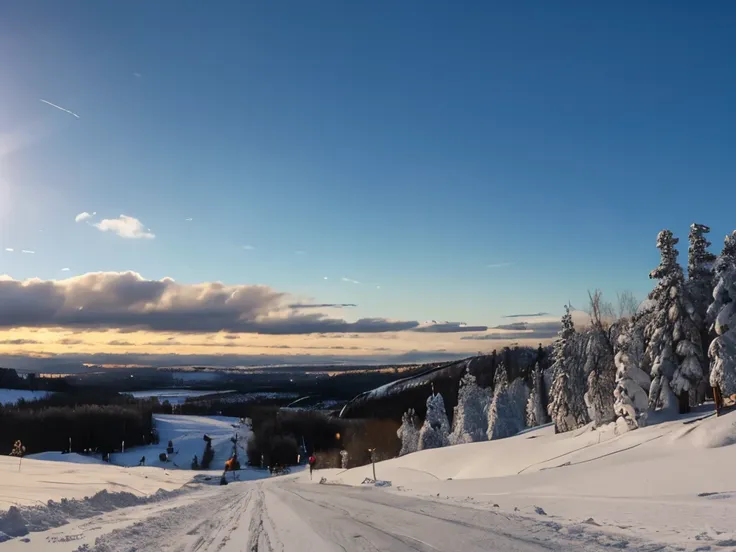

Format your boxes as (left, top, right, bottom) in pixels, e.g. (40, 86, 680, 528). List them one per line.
(688, 223, 717, 386)
(526, 362, 548, 427)
(583, 332, 616, 427)
(708, 231, 736, 399)
(449, 369, 490, 445)
(397, 408, 420, 456)
(418, 392, 450, 450)
(645, 230, 705, 412)
(487, 365, 528, 440)
(548, 306, 589, 433)
(613, 316, 650, 429)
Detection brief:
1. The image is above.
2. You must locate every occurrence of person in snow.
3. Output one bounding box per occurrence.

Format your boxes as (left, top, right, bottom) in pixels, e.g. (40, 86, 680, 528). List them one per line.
(308, 454, 316, 479)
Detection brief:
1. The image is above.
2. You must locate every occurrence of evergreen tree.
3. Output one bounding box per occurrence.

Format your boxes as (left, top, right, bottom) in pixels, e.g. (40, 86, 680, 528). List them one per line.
(708, 231, 736, 398)
(449, 369, 490, 445)
(645, 230, 705, 412)
(487, 364, 512, 439)
(418, 392, 450, 450)
(613, 316, 650, 429)
(548, 306, 589, 433)
(526, 362, 548, 427)
(583, 331, 616, 427)
(397, 408, 420, 456)
(688, 223, 717, 388)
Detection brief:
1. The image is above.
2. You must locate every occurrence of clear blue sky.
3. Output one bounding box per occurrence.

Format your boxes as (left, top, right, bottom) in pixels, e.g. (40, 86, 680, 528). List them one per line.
(1, 0, 735, 326)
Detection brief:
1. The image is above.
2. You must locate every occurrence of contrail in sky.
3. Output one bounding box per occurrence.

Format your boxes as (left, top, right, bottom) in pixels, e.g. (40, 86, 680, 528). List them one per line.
(40, 99, 80, 119)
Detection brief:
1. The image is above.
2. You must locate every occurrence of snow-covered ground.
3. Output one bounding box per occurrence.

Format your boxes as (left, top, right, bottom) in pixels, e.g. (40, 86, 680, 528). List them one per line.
(0, 389, 50, 406)
(3, 408, 736, 550)
(311, 406, 736, 550)
(125, 389, 236, 404)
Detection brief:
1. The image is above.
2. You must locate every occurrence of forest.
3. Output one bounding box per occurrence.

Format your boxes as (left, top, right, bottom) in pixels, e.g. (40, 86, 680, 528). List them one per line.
(397, 224, 736, 453)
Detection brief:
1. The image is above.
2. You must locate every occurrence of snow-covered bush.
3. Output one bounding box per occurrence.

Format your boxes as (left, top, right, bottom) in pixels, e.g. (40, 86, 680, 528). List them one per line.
(449, 370, 490, 445)
(418, 393, 450, 450)
(397, 408, 420, 456)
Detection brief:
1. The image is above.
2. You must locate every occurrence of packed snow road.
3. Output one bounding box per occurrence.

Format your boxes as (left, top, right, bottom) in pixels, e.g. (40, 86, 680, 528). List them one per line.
(4, 477, 677, 552)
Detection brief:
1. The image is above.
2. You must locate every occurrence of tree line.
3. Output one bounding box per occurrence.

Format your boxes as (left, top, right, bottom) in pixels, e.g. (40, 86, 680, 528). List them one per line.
(398, 224, 736, 453)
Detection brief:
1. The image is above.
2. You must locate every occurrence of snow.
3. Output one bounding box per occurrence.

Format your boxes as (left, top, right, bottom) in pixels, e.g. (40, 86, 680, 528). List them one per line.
(0, 389, 50, 406)
(310, 406, 736, 549)
(4, 408, 736, 550)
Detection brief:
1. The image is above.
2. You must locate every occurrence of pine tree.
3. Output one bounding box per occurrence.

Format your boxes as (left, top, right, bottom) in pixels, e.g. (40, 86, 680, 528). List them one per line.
(613, 316, 650, 429)
(418, 392, 450, 450)
(688, 223, 717, 391)
(449, 369, 490, 445)
(547, 306, 589, 433)
(708, 231, 736, 398)
(645, 230, 705, 412)
(526, 362, 548, 427)
(397, 408, 420, 456)
(487, 362, 530, 440)
(583, 331, 616, 427)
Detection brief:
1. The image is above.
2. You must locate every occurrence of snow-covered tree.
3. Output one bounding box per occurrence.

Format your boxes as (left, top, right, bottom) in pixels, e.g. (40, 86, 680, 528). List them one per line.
(548, 306, 589, 433)
(688, 223, 717, 323)
(583, 331, 616, 427)
(613, 316, 650, 429)
(418, 392, 450, 450)
(708, 231, 736, 398)
(645, 230, 705, 411)
(526, 362, 548, 427)
(486, 359, 530, 441)
(397, 408, 420, 456)
(449, 369, 490, 445)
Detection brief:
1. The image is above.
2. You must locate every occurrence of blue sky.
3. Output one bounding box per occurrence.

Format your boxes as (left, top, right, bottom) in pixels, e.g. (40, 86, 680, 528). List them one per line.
(1, 0, 735, 352)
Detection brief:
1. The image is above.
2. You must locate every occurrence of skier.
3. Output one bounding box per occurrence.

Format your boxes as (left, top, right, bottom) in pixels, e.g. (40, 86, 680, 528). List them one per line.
(308, 454, 316, 479)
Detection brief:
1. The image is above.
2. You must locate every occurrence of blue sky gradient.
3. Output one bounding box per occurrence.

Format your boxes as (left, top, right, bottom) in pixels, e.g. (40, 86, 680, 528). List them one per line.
(2, 0, 735, 329)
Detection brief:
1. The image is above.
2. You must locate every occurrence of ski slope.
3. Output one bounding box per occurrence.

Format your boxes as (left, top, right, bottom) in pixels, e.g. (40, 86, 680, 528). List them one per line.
(2, 408, 736, 550)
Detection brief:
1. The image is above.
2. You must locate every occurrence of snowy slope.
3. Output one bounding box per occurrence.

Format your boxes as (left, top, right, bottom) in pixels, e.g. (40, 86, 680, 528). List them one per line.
(109, 414, 249, 470)
(310, 406, 736, 549)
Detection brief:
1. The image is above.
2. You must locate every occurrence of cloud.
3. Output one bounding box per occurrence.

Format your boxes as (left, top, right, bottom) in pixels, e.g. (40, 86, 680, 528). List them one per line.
(462, 319, 563, 341)
(412, 322, 489, 333)
(4, 248, 13, 252)
(40, 99, 80, 119)
(185, 218, 193, 222)
(61, 268, 70, 272)
(242, 245, 255, 251)
(0, 339, 41, 345)
(223, 335, 239, 340)
(75, 211, 96, 223)
(493, 323, 528, 331)
(21, 250, 35, 254)
(94, 215, 155, 239)
(57, 338, 84, 345)
(133, 72, 142, 78)
(341, 277, 360, 285)
(0, 271, 429, 334)
(107, 340, 133, 346)
(502, 312, 550, 318)
(487, 262, 513, 269)
(288, 303, 357, 309)
(323, 277, 328, 280)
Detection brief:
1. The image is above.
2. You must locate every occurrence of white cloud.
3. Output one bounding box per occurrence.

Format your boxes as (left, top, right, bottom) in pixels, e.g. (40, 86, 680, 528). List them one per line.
(242, 245, 255, 251)
(342, 277, 360, 285)
(75, 211, 96, 223)
(323, 276, 329, 280)
(61, 268, 70, 272)
(40, 99, 80, 119)
(185, 218, 193, 222)
(94, 215, 155, 239)
(4, 248, 13, 252)
(487, 262, 513, 269)
(21, 250, 35, 254)
(376, 285, 381, 289)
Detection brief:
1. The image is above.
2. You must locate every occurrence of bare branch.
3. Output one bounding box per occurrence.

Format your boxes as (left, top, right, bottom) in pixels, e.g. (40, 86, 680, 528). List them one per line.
(616, 290, 638, 321)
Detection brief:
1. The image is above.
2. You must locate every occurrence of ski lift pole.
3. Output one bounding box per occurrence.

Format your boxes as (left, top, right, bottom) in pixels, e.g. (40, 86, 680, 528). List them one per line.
(368, 448, 376, 481)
